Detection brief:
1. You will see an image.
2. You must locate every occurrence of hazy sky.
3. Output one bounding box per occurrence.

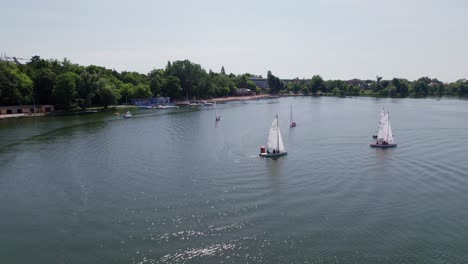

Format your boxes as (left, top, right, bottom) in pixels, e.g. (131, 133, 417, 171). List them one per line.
(1, 0, 467, 81)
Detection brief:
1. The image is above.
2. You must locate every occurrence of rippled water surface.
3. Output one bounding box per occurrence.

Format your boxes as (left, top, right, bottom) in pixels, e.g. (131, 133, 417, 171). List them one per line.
(1, 97, 468, 263)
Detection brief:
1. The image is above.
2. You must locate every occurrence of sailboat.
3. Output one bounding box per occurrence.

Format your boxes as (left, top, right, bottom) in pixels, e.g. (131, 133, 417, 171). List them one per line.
(290, 104, 296, 127)
(370, 108, 397, 148)
(259, 115, 287, 157)
(123, 111, 133, 119)
(215, 101, 221, 121)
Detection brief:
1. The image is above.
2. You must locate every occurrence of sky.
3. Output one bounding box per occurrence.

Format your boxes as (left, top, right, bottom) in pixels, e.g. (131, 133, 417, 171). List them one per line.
(1, 0, 467, 82)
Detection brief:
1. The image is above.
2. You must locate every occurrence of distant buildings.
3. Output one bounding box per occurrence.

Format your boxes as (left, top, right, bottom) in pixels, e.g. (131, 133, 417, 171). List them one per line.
(249, 77, 268, 89)
(346, 79, 371, 89)
(235, 88, 255, 96)
(0, 105, 54, 115)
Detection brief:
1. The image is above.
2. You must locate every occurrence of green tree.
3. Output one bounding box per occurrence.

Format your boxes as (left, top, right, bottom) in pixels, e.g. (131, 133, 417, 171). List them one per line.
(267, 71, 283, 94)
(78, 70, 99, 108)
(161, 75, 182, 99)
(32, 68, 56, 105)
(0, 61, 34, 105)
(165, 60, 206, 100)
(149, 69, 164, 97)
(412, 77, 430, 97)
(309, 75, 324, 94)
(97, 84, 120, 108)
(119, 83, 135, 104)
(331, 87, 341, 95)
(211, 74, 234, 96)
(53, 72, 80, 109)
(133, 83, 152, 98)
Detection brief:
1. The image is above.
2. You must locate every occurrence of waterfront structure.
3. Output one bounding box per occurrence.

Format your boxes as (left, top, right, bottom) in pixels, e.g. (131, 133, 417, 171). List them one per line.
(132, 97, 171, 106)
(0, 105, 54, 115)
(235, 88, 255, 96)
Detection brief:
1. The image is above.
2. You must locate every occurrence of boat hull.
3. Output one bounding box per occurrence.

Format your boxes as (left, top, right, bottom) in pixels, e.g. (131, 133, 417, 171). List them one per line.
(259, 152, 288, 158)
(370, 143, 397, 148)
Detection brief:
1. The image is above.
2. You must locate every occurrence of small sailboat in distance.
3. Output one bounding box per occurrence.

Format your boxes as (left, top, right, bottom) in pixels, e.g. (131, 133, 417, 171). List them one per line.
(260, 115, 287, 157)
(215, 101, 221, 121)
(123, 111, 133, 119)
(370, 108, 397, 148)
(290, 104, 296, 127)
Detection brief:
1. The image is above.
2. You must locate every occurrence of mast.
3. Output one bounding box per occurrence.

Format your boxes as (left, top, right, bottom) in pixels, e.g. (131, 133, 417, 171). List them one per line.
(276, 114, 279, 151)
(386, 112, 390, 142)
(290, 105, 292, 124)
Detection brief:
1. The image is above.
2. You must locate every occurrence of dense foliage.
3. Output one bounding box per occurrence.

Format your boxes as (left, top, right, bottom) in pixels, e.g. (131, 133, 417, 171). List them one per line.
(1, 56, 467, 110)
(284, 76, 468, 98)
(0, 57, 262, 110)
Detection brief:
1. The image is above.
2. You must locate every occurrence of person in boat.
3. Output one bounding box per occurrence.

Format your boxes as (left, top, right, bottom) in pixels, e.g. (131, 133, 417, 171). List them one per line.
(267, 149, 270, 154)
(273, 149, 276, 154)
(383, 141, 388, 145)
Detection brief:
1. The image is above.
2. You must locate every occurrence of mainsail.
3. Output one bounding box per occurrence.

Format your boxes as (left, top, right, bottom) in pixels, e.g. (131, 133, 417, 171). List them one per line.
(376, 110, 395, 144)
(267, 116, 286, 152)
(386, 114, 395, 144)
(377, 110, 387, 141)
(215, 101, 220, 120)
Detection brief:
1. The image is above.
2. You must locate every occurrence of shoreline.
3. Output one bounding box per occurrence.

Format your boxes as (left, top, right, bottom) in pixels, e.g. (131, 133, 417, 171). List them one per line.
(212, 94, 273, 102)
(0, 95, 460, 120)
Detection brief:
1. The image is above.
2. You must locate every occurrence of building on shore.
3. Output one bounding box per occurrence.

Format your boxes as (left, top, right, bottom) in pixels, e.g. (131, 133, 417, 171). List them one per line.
(235, 88, 255, 96)
(0, 105, 54, 115)
(249, 77, 268, 89)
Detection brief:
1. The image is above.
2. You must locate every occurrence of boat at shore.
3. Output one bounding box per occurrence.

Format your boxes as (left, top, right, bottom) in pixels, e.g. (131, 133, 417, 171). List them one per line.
(370, 108, 396, 148)
(260, 115, 287, 157)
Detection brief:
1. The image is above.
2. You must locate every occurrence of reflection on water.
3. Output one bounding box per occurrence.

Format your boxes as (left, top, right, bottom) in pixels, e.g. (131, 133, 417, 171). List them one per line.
(1, 97, 468, 263)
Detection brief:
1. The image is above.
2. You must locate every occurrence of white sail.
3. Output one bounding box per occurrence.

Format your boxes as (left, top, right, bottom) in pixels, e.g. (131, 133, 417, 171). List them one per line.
(267, 117, 279, 150)
(376, 112, 396, 144)
(387, 114, 395, 144)
(376, 110, 387, 141)
(277, 125, 285, 152)
(215, 101, 220, 120)
(266, 116, 286, 152)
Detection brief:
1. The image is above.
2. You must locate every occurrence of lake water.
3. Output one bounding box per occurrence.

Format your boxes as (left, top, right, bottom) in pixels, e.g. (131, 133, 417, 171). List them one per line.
(1, 97, 468, 263)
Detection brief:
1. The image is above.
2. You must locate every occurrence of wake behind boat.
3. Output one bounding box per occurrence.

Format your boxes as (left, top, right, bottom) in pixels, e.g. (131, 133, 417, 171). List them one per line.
(260, 115, 287, 157)
(370, 108, 397, 148)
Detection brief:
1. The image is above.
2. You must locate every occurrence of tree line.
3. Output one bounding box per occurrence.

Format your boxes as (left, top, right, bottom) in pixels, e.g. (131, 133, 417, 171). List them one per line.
(0, 57, 261, 110)
(278, 74, 468, 97)
(1, 56, 467, 110)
